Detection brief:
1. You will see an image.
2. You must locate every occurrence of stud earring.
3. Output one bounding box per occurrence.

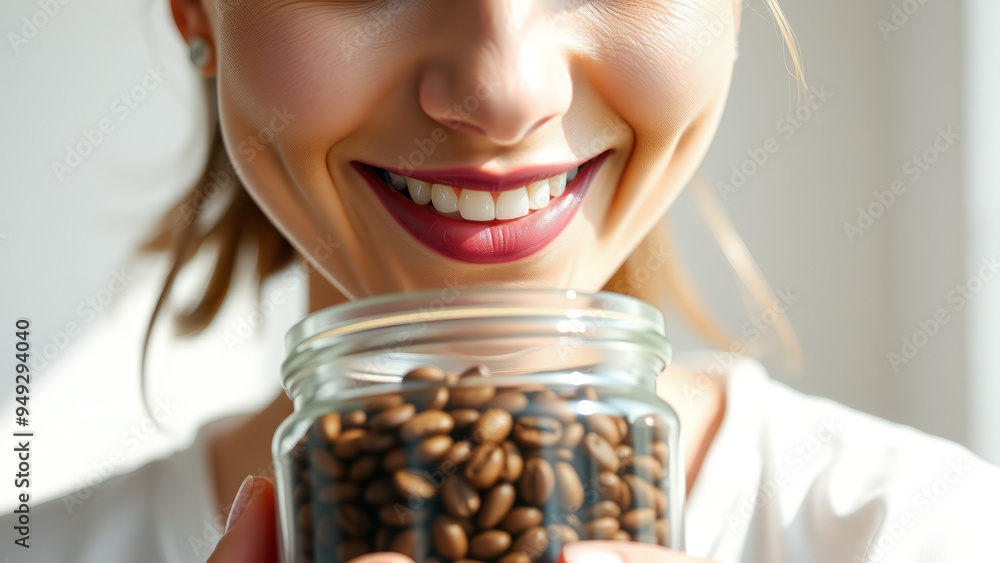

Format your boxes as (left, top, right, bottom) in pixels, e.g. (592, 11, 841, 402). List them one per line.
(188, 36, 213, 69)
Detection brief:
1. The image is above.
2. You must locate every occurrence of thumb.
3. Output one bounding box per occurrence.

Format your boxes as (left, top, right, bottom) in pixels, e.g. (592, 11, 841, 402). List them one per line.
(560, 540, 717, 563)
(208, 475, 278, 563)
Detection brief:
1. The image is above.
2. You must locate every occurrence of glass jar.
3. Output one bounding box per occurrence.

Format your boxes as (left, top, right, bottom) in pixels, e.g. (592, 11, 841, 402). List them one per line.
(272, 288, 684, 563)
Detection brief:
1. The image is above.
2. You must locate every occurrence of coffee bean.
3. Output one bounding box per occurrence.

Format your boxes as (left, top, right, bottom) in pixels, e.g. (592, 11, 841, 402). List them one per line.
(422, 387, 450, 410)
(317, 482, 360, 503)
(391, 528, 427, 561)
(627, 455, 663, 482)
(478, 482, 516, 528)
(370, 403, 416, 431)
(518, 457, 555, 505)
(378, 504, 428, 527)
(622, 508, 656, 531)
(484, 390, 528, 415)
(401, 410, 455, 441)
(500, 441, 524, 482)
(311, 448, 346, 478)
(438, 440, 473, 473)
(296, 504, 312, 529)
(585, 500, 622, 520)
(546, 523, 579, 544)
(383, 447, 407, 472)
(364, 478, 396, 505)
(555, 448, 574, 463)
(344, 409, 367, 428)
(348, 455, 379, 481)
(359, 431, 397, 454)
(364, 394, 406, 414)
(513, 416, 563, 448)
(615, 417, 629, 442)
(533, 394, 577, 425)
(472, 409, 513, 443)
(616, 444, 634, 460)
(442, 474, 481, 518)
(583, 432, 619, 472)
(614, 530, 632, 541)
(416, 434, 454, 463)
(511, 526, 549, 562)
(393, 469, 437, 500)
(653, 441, 670, 466)
(578, 386, 599, 401)
(404, 365, 447, 382)
(449, 385, 496, 409)
(555, 461, 584, 512)
(337, 505, 371, 537)
(432, 515, 469, 560)
(498, 553, 532, 563)
(589, 414, 622, 446)
(597, 471, 624, 504)
(319, 412, 341, 441)
(558, 422, 584, 449)
(469, 530, 512, 560)
(465, 441, 505, 489)
(655, 519, 670, 544)
(500, 506, 543, 535)
(583, 516, 620, 539)
(333, 428, 367, 459)
(450, 409, 481, 430)
(624, 474, 655, 509)
(654, 488, 668, 517)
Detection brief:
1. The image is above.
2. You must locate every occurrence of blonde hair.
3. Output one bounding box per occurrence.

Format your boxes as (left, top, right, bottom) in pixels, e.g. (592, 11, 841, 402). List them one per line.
(140, 2, 808, 402)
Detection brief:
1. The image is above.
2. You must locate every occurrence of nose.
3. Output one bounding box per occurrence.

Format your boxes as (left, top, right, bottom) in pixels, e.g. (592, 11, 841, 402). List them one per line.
(418, 0, 572, 147)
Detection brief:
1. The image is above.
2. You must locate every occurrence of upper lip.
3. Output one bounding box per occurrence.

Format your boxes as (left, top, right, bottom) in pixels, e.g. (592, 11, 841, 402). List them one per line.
(358, 156, 594, 192)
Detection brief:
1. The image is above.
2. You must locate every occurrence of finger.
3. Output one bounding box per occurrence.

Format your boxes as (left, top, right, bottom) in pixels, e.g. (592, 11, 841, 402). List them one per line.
(347, 553, 415, 563)
(560, 540, 716, 563)
(207, 476, 278, 563)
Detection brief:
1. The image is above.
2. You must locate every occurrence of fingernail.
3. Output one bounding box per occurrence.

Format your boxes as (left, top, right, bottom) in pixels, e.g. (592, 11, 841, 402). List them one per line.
(561, 547, 624, 563)
(225, 475, 255, 534)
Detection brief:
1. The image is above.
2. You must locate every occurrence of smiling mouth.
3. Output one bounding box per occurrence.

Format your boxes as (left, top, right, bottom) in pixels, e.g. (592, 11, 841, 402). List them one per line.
(352, 151, 612, 264)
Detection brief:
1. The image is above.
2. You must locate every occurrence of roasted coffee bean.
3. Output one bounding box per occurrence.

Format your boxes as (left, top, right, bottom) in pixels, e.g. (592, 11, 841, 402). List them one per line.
(390, 528, 427, 561)
(296, 504, 312, 529)
(513, 416, 563, 448)
(344, 409, 367, 428)
(498, 553, 532, 563)
(364, 394, 406, 414)
(555, 448, 574, 463)
(583, 516, 620, 540)
(654, 488, 668, 516)
(484, 390, 528, 415)
(319, 412, 341, 441)
(547, 523, 579, 544)
(465, 441, 505, 489)
(653, 441, 670, 466)
(450, 409, 481, 430)
(438, 440, 473, 473)
(558, 422, 584, 449)
(393, 469, 437, 501)
(588, 414, 622, 446)
(615, 417, 629, 442)
(370, 403, 416, 431)
(478, 482, 516, 528)
(564, 513, 583, 533)
(624, 474, 655, 509)
(378, 504, 428, 527)
(383, 447, 407, 472)
(471, 409, 513, 443)
(318, 482, 361, 503)
(422, 387, 451, 410)
(555, 461, 584, 512)
(416, 434, 454, 463)
(442, 474, 481, 518)
(500, 441, 524, 482)
(622, 508, 656, 531)
(584, 500, 621, 520)
(614, 530, 632, 542)
(656, 519, 670, 544)
(311, 448, 346, 478)
(511, 526, 549, 562)
(337, 505, 371, 537)
(359, 431, 396, 453)
(348, 455, 379, 481)
(333, 428, 367, 459)
(432, 515, 469, 560)
(469, 530, 512, 560)
(627, 455, 663, 482)
(364, 479, 395, 506)
(583, 432, 619, 472)
(400, 410, 454, 441)
(404, 365, 447, 382)
(449, 385, 496, 409)
(616, 444, 634, 460)
(293, 482, 309, 502)
(577, 386, 599, 401)
(518, 457, 555, 505)
(533, 393, 577, 425)
(597, 471, 625, 504)
(500, 506, 543, 535)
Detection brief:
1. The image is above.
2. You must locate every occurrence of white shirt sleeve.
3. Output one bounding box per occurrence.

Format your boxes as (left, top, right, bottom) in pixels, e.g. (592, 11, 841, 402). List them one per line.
(682, 354, 1000, 563)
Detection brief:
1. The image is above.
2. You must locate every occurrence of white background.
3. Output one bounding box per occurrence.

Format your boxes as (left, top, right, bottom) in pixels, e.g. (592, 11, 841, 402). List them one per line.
(1, 0, 997, 514)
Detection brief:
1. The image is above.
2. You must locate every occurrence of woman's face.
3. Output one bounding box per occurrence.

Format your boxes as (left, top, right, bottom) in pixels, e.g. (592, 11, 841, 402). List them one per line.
(181, 0, 739, 298)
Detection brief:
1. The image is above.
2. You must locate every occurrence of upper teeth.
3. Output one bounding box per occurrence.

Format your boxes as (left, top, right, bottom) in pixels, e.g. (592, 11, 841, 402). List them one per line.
(383, 167, 581, 222)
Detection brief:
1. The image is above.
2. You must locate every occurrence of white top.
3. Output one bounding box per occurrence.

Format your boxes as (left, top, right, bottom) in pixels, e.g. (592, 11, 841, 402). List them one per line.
(3, 355, 999, 562)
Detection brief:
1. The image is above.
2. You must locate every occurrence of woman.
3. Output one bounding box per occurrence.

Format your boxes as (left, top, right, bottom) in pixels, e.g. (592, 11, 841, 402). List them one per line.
(5, 0, 998, 562)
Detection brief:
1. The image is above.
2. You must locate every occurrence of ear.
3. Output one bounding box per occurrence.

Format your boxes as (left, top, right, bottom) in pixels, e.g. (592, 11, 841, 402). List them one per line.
(170, 0, 216, 76)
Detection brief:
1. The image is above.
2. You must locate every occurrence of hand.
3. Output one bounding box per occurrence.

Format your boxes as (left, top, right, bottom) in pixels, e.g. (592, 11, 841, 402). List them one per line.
(205, 476, 717, 563)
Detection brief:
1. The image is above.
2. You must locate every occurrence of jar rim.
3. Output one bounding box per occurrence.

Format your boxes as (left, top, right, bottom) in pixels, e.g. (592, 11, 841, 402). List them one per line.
(285, 288, 666, 355)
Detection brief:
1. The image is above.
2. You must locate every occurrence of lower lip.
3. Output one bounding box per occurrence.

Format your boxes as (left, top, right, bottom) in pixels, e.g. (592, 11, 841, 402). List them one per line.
(353, 151, 611, 264)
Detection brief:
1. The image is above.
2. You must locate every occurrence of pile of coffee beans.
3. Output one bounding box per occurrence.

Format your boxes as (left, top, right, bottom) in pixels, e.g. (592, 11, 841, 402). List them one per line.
(284, 363, 673, 563)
